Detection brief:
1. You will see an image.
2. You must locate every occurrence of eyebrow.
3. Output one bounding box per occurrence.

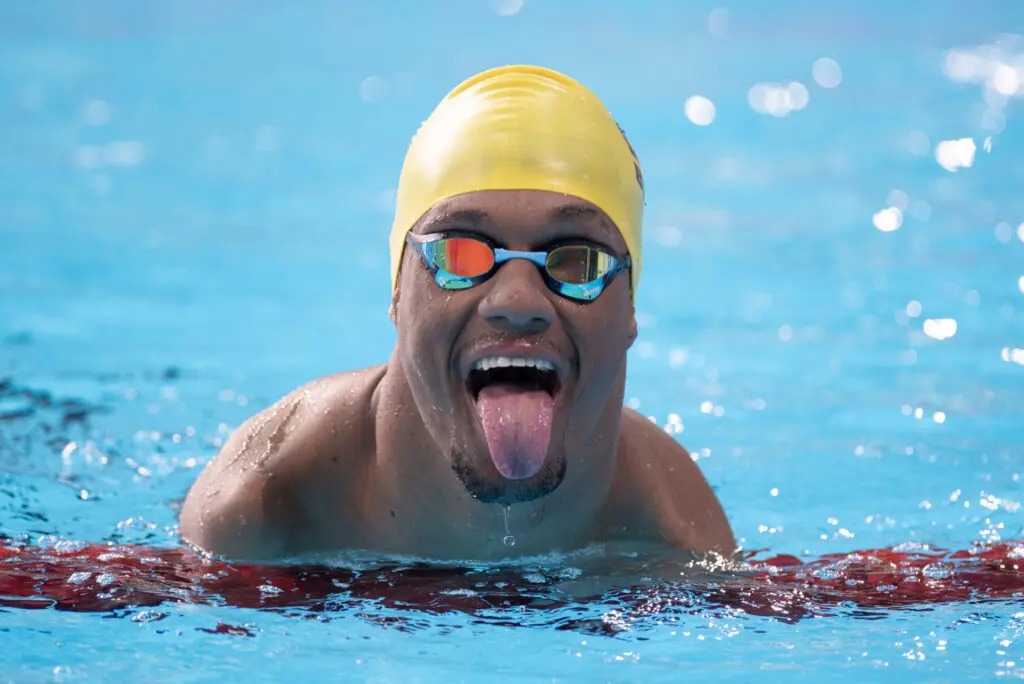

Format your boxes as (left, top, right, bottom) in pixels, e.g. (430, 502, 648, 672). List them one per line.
(549, 204, 616, 240)
(549, 204, 600, 222)
(424, 209, 491, 231)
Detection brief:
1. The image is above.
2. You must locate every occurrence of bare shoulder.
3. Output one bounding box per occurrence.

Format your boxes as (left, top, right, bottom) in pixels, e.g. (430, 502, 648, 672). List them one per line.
(179, 365, 386, 559)
(614, 408, 736, 555)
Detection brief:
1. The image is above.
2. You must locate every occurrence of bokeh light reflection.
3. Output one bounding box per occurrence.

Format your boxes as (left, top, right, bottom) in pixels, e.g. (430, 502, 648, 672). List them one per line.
(359, 75, 389, 103)
(922, 318, 958, 341)
(811, 57, 842, 88)
(747, 82, 810, 117)
(707, 8, 729, 39)
(934, 137, 977, 172)
(488, 0, 525, 16)
(82, 99, 110, 127)
(873, 207, 903, 232)
(1001, 348, 1024, 365)
(684, 95, 716, 126)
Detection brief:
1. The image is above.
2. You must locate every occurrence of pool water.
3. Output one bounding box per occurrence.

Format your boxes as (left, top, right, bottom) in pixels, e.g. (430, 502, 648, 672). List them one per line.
(2, 0, 1023, 680)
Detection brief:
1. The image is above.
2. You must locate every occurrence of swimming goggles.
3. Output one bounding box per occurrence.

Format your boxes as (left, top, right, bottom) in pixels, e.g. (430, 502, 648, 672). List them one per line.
(406, 232, 631, 302)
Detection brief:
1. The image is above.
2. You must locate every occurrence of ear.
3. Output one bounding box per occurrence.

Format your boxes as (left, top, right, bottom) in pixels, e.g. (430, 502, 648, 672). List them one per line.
(625, 294, 638, 348)
(389, 285, 400, 326)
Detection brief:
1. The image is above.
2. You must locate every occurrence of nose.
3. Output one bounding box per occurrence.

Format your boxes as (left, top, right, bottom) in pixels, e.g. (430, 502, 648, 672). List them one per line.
(477, 259, 555, 335)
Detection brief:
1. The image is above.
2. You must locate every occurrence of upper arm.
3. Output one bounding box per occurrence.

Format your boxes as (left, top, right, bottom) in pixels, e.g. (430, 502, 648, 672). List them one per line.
(620, 409, 736, 556)
(180, 368, 383, 559)
(179, 398, 311, 560)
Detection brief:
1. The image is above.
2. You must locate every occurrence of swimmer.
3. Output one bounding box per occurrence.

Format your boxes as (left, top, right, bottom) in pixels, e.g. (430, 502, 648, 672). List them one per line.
(180, 65, 735, 561)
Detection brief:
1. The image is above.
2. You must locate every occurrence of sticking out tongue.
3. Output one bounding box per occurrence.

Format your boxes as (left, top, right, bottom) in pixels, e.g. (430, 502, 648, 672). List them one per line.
(475, 385, 553, 479)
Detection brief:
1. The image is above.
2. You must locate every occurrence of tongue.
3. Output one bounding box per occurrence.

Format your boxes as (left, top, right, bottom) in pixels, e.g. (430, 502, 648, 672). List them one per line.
(475, 385, 553, 480)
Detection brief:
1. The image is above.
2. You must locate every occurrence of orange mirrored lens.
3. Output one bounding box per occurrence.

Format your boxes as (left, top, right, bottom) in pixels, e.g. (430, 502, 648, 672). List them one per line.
(546, 246, 615, 283)
(426, 237, 495, 277)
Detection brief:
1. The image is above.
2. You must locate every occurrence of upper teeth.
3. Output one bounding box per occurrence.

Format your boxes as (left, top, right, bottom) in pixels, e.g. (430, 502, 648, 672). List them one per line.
(472, 356, 555, 373)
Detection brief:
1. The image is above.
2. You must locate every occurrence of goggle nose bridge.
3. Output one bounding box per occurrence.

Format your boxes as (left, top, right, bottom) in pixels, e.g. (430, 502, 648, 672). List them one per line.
(491, 248, 550, 269)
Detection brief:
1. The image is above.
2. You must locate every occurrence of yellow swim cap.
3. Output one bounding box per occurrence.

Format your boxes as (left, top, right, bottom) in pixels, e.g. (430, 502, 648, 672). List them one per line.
(389, 65, 644, 294)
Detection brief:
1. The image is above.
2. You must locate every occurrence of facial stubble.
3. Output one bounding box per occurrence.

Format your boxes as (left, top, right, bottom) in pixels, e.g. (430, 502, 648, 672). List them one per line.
(449, 445, 567, 504)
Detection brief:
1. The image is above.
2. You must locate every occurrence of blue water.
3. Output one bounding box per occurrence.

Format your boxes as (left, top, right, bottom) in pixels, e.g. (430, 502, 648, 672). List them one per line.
(2, 0, 1023, 680)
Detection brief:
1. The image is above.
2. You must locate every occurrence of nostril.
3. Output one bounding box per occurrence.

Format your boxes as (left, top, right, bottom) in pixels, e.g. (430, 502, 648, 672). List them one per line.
(478, 268, 556, 332)
(486, 311, 551, 334)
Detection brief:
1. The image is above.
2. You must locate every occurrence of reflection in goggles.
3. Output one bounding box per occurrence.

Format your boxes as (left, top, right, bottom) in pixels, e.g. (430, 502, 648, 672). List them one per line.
(424, 238, 495, 278)
(546, 245, 616, 284)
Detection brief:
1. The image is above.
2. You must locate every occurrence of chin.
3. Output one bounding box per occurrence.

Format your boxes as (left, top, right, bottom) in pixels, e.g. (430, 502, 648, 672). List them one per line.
(450, 450, 567, 504)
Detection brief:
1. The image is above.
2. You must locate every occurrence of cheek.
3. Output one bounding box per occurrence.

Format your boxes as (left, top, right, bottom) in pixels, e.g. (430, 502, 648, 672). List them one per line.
(581, 294, 634, 352)
(396, 269, 462, 371)
(398, 260, 437, 332)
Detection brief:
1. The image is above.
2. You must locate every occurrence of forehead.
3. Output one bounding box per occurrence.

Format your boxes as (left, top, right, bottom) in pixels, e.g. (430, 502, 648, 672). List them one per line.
(413, 189, 628, 252)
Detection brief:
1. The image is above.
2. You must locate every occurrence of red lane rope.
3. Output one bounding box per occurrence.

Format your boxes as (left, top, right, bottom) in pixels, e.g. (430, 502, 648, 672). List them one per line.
(1, 541, 1021, 619)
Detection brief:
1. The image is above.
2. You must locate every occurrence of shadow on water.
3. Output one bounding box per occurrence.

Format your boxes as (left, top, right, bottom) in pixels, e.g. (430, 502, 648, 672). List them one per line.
(0, 377, 109, 454)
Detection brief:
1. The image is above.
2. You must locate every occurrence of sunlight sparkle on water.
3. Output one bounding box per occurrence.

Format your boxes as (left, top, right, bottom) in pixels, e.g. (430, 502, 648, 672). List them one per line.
(748, 82, 809, 117)
(655, 225, 682, 247)
(82, 99, 110, 127)
(910, 200, 932, 222)
(707, 8, 729, 39)
(359, 76, 388, 103)
(922, 318, 958, 341)
(667, 347, 689, 368)
(905, 130, 931, 156)
(873, 207, 903, 232)
(886, 189, 909, 211)
(934, 138, 976, 172)
(811, 58, 842, 88)
(488, 0, 524, 16)
(943, 37, 1024, 97)
(942, 36, 1024, 133)
(72, 142, 146, 169)
(684, 96, 716, 126)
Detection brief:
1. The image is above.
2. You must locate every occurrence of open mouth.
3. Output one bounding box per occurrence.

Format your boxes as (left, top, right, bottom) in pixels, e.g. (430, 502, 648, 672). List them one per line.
(467, 357, 561, 399)
(465, 357, 561, 481)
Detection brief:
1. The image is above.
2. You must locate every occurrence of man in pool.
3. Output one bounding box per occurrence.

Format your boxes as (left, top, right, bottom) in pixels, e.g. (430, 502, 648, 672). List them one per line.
(180, 65, 734, 560)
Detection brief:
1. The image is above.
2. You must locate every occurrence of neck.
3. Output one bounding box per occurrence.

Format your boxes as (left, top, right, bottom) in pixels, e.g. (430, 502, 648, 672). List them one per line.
(365, 354, 622, 560)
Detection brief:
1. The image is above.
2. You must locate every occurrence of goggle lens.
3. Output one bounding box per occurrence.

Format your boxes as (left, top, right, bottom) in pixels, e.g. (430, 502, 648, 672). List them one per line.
(546, 245, 618, 284)
(423, 237, 495, 278)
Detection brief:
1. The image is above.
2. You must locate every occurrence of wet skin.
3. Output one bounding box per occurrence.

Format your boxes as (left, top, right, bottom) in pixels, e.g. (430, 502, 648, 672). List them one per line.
(180, 190, 735, 561)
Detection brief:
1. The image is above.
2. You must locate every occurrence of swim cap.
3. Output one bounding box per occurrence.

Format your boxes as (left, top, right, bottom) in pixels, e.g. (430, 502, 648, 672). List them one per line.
(389, 65, 644, 294)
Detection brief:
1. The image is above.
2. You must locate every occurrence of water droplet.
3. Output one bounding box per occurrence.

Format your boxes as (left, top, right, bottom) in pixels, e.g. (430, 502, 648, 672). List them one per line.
(502, 505, 516, 547)
(922, 562, 952, 579)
